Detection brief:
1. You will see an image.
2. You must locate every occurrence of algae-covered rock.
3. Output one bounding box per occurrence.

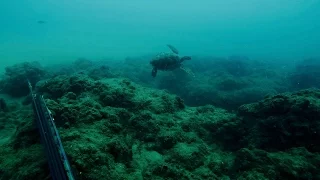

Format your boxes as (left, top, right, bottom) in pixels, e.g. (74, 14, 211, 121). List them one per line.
(289, 58, 320, 90)
(1, 65, 320, 180)
(0, 61, 45, 97)
(238, 89, 320, 152)
(0, 98, 7, 111)
(233, 147, 320, 180)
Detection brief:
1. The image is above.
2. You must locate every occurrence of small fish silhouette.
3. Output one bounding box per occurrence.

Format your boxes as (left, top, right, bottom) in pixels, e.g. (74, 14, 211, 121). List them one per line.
(37, 20, 46, 24)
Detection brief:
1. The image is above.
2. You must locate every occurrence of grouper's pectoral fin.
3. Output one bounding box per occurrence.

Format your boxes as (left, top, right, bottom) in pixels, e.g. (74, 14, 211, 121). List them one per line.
(152, 68, 158, 77)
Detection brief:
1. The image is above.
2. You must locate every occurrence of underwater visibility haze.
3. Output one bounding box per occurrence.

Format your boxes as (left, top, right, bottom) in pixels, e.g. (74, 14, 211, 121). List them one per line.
(1, 0, 320, 179)
(1, 0, 320, 68)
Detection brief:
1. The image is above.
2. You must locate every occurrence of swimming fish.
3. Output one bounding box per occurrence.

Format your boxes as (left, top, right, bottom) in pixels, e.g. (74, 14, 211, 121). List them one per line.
(37, 20, 46, 24)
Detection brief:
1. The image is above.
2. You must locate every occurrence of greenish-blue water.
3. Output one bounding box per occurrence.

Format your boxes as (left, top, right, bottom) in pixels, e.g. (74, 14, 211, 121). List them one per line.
(1, 0, 320, 69)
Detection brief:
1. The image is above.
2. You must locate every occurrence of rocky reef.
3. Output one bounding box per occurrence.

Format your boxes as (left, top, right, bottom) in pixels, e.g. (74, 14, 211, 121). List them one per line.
(153, 55, 289, 110)
(0, 66, 319, 179)
(289, 58, 320, 90)
(0, 61, 45, 97)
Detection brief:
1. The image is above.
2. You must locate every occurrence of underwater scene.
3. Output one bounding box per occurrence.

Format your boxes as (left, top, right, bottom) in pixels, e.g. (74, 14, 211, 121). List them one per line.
(1, 1, 320, 179)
